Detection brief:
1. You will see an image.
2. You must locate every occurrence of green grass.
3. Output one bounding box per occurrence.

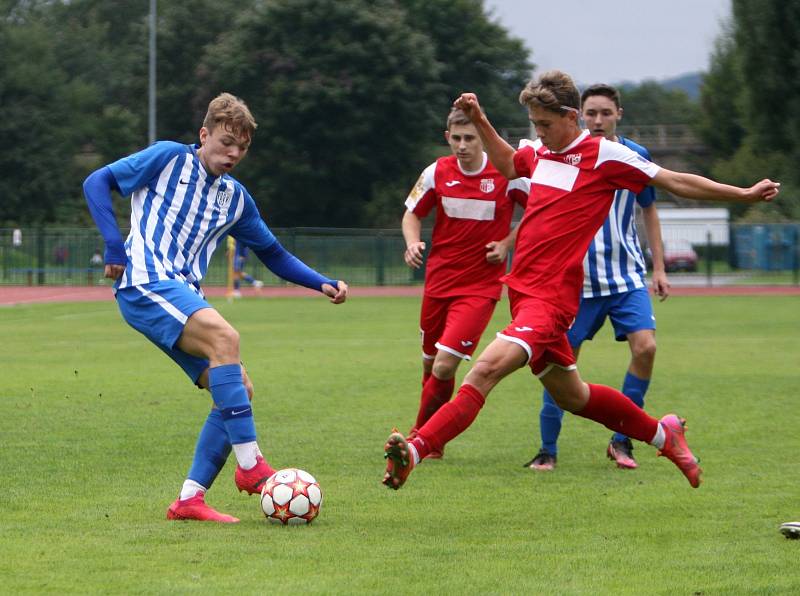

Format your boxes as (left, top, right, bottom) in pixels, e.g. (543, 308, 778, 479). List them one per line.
(1, 295, 799, 594)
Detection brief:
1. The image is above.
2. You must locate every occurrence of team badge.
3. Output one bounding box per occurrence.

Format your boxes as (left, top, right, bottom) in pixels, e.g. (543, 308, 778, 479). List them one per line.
(215, 187, 233, 210)
(479, 178, 495, 193)
(564, 153, 582, 166)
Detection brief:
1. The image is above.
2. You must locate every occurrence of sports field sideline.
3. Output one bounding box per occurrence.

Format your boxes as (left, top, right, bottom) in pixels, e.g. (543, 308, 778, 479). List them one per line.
(2, 283, 799, 306)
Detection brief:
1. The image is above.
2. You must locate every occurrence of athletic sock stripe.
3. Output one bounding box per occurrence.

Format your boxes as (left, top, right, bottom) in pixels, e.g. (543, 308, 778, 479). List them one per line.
(220, 406, 253, 420)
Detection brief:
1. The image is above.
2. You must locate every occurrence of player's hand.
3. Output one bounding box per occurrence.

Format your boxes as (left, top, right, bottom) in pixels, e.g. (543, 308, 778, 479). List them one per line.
(104, 264, 125, 280)
(322, 280, 348, 304)
(651, 270, 670, 302)
(745, 179, 780, 202)
(485, 240, 509, 264)
(453, 93, 481, 120)
(404, 241, 426, 269)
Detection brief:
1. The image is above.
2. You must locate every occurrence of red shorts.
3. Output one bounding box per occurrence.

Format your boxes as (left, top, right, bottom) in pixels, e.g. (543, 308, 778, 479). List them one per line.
(497, 290, 577, 377)
(420, 294, 497, 360)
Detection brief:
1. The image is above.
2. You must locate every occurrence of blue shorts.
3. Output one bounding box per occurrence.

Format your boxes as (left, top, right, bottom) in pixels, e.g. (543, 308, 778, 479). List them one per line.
(115, 280, 211, 383)
(567, 287, 655, 348)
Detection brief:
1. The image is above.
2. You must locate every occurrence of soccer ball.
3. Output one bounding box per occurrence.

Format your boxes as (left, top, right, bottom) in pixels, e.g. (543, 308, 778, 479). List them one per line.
(260, 468, 322, 525)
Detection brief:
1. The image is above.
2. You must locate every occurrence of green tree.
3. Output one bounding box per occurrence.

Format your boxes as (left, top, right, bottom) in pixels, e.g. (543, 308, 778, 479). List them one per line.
(398, 0, 533, 131)
(697, 0, 800, 220)
(199, 0, 442, 227)
(617, 81, 700, 126)
(155, 0, 242, 143)
(697, 24, 746, 161)
(0, 7, 92, 223)
(732, 0, 800, 154)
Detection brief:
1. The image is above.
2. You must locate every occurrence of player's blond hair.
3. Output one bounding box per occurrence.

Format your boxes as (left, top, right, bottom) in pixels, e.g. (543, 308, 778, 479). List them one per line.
(202, 93, 258, 141)
(518, 70, 581, 114)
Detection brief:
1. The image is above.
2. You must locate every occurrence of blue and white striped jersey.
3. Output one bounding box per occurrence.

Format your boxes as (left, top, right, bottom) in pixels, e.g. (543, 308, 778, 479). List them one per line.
(582, 136, 656, 297)
(107, 141, 277, 294)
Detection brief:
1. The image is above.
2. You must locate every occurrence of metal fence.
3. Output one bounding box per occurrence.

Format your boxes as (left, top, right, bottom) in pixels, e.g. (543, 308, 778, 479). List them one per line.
(0, 224, 798, 287)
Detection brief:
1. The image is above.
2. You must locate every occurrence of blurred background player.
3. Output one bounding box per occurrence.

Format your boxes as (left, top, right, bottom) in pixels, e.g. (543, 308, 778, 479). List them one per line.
(232, 239, 264, 298)
(525, 83, 670, 472)
(83, 92, 348, 523)
(382, 71, 779, 492)
(402, 107, 529, 457)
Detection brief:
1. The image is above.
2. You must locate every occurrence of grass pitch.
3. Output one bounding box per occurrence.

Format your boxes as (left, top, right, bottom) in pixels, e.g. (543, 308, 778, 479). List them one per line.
(1, 294, 799, 594)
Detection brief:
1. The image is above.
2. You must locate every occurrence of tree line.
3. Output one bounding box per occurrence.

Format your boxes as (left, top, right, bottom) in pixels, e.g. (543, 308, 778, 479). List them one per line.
(0, 0, 795, 228)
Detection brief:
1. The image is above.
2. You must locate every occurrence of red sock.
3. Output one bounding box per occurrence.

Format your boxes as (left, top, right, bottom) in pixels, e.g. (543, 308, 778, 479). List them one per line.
(575, 384, 658, 442)
(413, 383, 485, 458)
(414, 375, 456, 430)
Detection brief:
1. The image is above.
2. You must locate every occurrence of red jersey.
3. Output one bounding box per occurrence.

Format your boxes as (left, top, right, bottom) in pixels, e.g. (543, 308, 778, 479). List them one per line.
(506, 132, 659, 317)
(406, 153, 529, 300)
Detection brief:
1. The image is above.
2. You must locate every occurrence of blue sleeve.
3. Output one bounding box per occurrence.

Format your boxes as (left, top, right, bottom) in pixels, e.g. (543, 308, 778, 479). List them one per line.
(628, 142, 656, 208)
(83, 167, 127, 265)
(106, 141, 186, 197)
(252, 241, 338, 292)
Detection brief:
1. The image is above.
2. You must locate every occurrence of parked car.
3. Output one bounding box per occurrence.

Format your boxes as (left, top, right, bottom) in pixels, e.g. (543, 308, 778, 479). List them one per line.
(644, 239, 699, 272)
(662, 239, 698, 272)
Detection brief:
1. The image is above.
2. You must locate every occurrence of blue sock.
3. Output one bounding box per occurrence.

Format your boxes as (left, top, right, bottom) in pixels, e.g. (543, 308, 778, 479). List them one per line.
(612, 371, 650, 443)
(187, 408, 231, 489)
(233, 278, 241, 290)
(208, 364, 257, 445)
(540, 390, 564, 456)
(243, 274, 255, 284)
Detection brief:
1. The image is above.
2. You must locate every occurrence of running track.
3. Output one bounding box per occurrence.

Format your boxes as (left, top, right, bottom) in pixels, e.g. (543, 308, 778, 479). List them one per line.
(1, 284, 799, 306)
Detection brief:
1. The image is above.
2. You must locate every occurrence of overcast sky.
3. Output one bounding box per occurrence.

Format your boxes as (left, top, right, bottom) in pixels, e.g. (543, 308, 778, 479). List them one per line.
(484, 0, 732, 84)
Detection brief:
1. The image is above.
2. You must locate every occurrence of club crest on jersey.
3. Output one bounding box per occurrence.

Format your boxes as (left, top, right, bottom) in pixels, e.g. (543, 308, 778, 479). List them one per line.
(215, 187, 233, 210)
(564, 153, 582, 166)
(480, 178, 495, 193)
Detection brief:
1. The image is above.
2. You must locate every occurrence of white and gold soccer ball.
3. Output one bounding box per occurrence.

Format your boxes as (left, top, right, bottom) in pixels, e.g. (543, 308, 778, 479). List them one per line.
(260, 468, 322, 525)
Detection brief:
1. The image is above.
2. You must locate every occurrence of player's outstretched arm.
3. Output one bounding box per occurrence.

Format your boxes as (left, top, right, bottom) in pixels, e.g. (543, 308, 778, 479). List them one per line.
(652, 170, 780, 204)
(453, 93, 517, 179)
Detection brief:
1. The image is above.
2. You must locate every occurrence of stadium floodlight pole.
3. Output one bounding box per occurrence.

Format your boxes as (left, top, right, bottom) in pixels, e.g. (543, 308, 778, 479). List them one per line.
(148, 0, 157, 145)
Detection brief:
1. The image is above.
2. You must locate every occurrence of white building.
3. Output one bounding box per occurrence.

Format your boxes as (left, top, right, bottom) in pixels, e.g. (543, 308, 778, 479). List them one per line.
(655, 208, 729, 246)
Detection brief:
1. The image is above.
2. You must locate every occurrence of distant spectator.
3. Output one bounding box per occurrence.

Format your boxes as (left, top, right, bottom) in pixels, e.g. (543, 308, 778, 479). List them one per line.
(12, 228, 22, 247)
(54, 246, 69, 265)
(90, 250, 103, 267)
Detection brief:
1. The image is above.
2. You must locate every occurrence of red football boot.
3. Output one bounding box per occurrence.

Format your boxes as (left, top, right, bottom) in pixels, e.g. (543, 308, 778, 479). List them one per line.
(382, 429, 415, 490)
(166, 492, 239, 523)
(235, 455, 277, 495)
(657, 414, 702, 488)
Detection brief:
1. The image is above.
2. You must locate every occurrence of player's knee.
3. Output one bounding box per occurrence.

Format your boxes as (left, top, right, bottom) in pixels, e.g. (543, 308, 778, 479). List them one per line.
(467, 359, 501, 384)
(211, 326, 240, 361)
(431, 359, 458, 380)
(631, 338, 656, 365)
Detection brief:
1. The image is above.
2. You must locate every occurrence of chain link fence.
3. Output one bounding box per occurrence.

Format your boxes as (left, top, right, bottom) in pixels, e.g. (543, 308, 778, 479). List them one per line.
(0, 224, 797, 287)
